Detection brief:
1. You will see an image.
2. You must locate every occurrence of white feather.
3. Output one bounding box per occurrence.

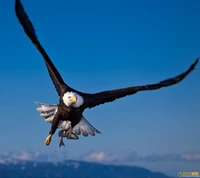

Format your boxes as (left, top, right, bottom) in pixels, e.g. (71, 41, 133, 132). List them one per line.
(62, 92, 84, 108)
(73, 116, 101, 136)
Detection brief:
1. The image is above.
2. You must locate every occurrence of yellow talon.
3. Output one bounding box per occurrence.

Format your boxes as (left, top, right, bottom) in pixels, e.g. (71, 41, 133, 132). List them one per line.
(45, 134, 52, 146)
(66, 129, 72, 139)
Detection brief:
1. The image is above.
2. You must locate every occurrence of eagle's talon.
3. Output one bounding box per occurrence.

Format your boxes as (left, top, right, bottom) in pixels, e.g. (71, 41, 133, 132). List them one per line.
(45, 135, 52, 146)
(66, 129, 72, 139)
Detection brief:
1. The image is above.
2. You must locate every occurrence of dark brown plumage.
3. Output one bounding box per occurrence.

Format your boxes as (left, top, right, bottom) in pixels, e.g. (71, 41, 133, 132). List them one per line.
(15, 0, 199, 146)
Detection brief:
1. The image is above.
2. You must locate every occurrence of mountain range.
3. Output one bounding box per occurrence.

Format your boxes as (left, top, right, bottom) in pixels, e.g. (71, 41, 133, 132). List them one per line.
(0, 159, 172, 178)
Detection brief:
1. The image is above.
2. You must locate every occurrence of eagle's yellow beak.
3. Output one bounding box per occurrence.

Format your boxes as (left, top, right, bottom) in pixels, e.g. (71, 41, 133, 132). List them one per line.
(70, 95, 77, 103)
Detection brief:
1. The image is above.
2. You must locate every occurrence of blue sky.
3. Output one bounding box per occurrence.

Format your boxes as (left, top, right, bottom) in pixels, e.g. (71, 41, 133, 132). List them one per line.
(0, 0, 200, 176)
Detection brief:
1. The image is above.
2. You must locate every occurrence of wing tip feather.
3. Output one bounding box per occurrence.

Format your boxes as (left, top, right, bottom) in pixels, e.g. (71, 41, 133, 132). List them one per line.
(191, 57, 199, 69)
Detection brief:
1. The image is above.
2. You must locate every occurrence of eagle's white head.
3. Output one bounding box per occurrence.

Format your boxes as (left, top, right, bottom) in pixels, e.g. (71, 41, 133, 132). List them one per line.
(62, 92, 84, 108)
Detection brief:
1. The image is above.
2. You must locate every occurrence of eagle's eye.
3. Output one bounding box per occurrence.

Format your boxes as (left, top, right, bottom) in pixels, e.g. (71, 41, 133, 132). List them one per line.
(68, 96, 71, 99)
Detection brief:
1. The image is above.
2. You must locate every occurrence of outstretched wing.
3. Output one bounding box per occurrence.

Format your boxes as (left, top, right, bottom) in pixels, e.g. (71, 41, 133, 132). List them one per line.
(84, 58, 199, 109)
(15, 0, 68, 96)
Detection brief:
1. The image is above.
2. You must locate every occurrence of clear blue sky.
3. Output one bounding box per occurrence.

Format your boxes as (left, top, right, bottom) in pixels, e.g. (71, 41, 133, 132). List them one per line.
(0, 0, 200, 176)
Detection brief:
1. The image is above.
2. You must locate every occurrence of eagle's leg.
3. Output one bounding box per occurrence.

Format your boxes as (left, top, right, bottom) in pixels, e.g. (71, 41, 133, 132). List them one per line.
(45, 112, 61, 146)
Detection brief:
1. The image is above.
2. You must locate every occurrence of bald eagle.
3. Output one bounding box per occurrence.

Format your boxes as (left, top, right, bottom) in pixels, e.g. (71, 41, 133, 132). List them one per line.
(15, 0, 199, 146)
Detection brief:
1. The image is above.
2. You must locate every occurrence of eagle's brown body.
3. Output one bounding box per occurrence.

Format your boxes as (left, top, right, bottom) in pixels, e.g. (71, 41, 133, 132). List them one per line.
(15, 0, 199, 146)
(58, 100, 84, 127)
